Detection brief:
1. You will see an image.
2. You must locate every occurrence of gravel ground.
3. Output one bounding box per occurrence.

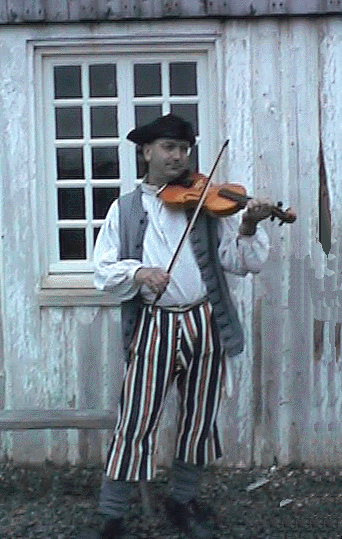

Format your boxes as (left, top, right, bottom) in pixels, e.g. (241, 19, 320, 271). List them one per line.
(0, 461, 342, 538)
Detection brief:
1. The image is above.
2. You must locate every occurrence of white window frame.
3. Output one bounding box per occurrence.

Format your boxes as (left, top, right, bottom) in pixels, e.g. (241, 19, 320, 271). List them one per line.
(31, 34, 221, 306)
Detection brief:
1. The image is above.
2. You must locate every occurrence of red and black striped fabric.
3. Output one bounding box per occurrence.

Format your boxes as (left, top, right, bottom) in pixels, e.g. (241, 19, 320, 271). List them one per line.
(105, 301, 223, 481)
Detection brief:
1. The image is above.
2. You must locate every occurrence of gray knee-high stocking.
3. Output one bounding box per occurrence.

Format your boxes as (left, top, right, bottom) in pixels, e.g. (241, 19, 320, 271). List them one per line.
(168, 459, 203, 504)
(99, 474, 133, 519)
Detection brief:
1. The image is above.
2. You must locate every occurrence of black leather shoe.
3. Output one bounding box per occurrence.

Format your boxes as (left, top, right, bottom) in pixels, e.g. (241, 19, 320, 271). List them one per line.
(78, 518, 125, 539)
(165, 497, 217, 539)
(101, 518, 126, 539)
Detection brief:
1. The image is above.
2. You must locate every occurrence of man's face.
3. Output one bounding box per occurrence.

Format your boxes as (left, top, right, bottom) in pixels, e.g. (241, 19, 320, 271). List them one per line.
(142, 138, 191, 186)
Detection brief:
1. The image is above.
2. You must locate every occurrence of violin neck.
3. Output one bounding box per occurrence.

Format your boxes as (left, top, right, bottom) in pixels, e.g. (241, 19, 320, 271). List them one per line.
(218, 187, 251, 208)
(219, 188, 296, 225)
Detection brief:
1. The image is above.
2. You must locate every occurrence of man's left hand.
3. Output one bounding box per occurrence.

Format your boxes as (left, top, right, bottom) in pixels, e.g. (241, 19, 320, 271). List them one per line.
(243, 197, 274, 223)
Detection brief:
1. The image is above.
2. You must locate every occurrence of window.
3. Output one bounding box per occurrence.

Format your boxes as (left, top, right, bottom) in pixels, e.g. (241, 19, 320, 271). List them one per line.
(37, 42, 213, 289)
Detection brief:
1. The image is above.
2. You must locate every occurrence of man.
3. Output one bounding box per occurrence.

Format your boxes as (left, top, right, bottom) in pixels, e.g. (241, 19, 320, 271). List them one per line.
(91, 114, 271, 539)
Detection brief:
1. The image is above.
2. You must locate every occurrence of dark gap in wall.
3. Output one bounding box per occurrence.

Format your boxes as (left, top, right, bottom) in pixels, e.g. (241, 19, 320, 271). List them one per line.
(318, 138, 331, 256)
(335, 322, 341, 361)
(253, 298, 262, 423)
(313, 319, 324, 361)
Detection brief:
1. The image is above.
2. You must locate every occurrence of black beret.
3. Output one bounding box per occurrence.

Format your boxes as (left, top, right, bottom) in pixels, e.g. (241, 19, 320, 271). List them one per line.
(127, 113, 196, 146)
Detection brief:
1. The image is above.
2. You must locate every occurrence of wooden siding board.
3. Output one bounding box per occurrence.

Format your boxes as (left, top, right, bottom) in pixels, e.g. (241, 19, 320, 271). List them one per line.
(1, 0, 342, 22)
(0, 30, 49, 463)
(286, 21, 319, 466)
(97, 0, 121, 19)
(290, 22, 319, 466)
(120, 0, 141, 18)
(23, 0, 45, 20)
(77, 0, 99, 20)
(250, 19, 320, 466)
(0, 410, 116, 429)
(162, 0, 181, 17)
(320, 19, 342, 244)
(44, 0, 69, 21)
(76, 308, 102, 463)
(251, 20, 284, 466)
(308, 18, 342, 465)
(4, 0, 24, 22)
(0, 0, 7, 21)
(220, 21, 255, 467)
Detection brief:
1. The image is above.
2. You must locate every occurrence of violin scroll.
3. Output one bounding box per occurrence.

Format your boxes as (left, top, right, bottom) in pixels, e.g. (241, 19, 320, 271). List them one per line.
(270, 201, 297, 226)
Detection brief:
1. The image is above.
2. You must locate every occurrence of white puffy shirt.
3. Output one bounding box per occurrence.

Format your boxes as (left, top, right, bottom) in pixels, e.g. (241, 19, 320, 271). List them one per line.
(93, 183, 270, 307)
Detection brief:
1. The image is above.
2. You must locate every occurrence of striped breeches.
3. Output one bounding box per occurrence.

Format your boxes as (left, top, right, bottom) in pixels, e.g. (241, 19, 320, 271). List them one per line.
(105, 300, 223, 481)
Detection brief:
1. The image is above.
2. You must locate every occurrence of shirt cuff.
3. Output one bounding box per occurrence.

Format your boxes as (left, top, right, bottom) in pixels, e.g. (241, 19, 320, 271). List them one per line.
(236, 226, 268, 246)
(127, 263, 144, 281)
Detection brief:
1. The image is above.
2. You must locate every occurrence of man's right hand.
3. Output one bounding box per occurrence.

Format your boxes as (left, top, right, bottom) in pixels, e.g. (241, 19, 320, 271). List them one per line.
(134, 267, 170, 295)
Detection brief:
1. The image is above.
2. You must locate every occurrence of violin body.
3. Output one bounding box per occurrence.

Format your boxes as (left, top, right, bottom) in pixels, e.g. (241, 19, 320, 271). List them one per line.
(159, 172, 248, 217)
(158, 171, 297, 225)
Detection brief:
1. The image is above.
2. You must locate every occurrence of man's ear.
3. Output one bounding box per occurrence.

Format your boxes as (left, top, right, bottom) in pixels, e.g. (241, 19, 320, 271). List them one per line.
(142, 143, 152, 163)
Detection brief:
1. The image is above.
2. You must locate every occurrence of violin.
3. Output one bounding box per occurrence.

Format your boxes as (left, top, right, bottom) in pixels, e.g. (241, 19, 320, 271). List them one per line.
(158, 171, 297, 225)
(152, 139, 296, 305)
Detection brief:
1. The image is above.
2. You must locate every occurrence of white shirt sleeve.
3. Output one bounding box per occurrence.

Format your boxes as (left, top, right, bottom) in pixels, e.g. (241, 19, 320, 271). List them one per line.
(217, 213, 270, 275)
(93, 200, 143, 299)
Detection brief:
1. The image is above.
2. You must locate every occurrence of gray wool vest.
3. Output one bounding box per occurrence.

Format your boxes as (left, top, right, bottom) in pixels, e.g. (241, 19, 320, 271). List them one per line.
(118, 185, 244, 362)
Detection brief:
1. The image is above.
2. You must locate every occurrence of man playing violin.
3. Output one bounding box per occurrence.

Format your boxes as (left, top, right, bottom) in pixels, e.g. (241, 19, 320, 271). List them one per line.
(90, 114, 273, 539)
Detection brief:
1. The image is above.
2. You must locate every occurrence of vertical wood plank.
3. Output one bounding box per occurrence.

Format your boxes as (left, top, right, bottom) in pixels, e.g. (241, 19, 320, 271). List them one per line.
(0, 0, 8, 22)
(284, 20, 319, 466)
(307, 17, 342, 465)
(251, 19, 284, 466)
(4, 0, 24, 22)
(78, 0, 99, 19)
(45, 0, 69, 20)
(76, 307, 102, 464)
(119, 0, 141, 18)
(23, 0, 46, 20)
(97, 0, 121, 19)
(251, 19, 319, 466)
(219, 20, 255, 467)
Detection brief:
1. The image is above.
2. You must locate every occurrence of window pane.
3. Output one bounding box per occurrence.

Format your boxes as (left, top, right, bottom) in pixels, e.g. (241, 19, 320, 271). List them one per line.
(134, 64, 161, 97)
(56, 107, 83, 139)
(135, 105, 162, 128)
(170, 62, 197, 96)
(91, 106, 118, 138)
(58, 188, 85, 220)
(54, 66, 82, 99)
(93, 187, 120, 219)
(57, 147, 84, 179)
(170, 104, 198, 135)
(92, 147, 119, 179)
(59, 229, 86, 260)
(89, 64, 117, 97)
(94, 227, 101, 245)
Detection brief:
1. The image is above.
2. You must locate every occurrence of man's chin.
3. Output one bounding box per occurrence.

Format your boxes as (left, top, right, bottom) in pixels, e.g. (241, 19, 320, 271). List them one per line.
(166, 168, 186, 181)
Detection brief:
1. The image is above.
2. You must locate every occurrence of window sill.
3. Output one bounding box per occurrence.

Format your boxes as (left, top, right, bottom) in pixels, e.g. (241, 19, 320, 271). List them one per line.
(38, 274, 120, 307)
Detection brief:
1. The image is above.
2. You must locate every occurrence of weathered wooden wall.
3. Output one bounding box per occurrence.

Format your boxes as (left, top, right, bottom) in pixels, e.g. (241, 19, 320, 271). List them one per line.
(1, 0, 342, 23)
(0, 16, 342, 468)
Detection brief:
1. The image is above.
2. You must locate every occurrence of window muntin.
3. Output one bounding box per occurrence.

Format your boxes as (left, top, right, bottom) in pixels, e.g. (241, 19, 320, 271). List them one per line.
(43, 53, 208, 273)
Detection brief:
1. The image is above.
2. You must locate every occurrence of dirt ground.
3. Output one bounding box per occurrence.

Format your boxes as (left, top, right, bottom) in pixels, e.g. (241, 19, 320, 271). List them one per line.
(0, 461, 342, 539)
